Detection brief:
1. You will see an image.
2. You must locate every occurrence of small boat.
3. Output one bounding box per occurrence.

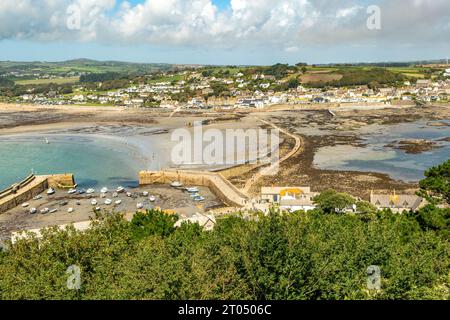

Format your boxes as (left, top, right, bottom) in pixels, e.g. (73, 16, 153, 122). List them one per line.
(86, 188, 95, 194)
(149, 196, 156, 202)
(136, 203, 144, 209)
(78, 189, 86, 195)
(68, 188, 77, 194)
(186, 187, 199, 193)
(95, 207, 101, 211)
(40, 208, 50, 214)
(112, 192, 119, 198)
(50, 209, 58, 214)
(47, 188, 56, 195)
(190, 193, 200, 198)
(194, 196, 205, 202)
(115, 200, 122, 205)
(68, 208, 74, 213)
(59, 201, 68, 207)
(142, 191, 149, 197)
(126, 192, 132, 197)
(116, 186, 125, 193)
(91, 199, 98, 206)
(100, 187, 109, 194)
(100, 193, 106, 199)
(33, 195, 43, 200)
(45, 138, 50, 144)
(171, 181, 183, 188)
(104, 199, 112, 205)
(22, 203, 30, 208)
(29, 208, 37, 214)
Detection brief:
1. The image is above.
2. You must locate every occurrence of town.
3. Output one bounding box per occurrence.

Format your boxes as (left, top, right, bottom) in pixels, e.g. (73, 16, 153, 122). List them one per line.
(2, 61, 449, 110)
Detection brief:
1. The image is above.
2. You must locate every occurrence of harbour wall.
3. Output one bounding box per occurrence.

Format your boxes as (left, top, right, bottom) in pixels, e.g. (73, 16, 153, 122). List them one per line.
(0, 174, 75, 214)
(139, 170, 248, 208)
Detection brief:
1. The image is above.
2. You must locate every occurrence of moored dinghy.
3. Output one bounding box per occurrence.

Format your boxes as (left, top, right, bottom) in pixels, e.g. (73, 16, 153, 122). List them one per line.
(116, 186, 125, 193)
(91, 199, 98, 206)
(171, 181, 183, 188)
(149, 196, 156, 202)
(100, 187, 109, 194)
(47, 188, 55, 195)
(104, 199, 112, 205)
(29, 208, 37, 214)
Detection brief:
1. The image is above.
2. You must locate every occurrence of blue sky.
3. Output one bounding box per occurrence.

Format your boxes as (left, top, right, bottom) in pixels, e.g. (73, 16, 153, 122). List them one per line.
(0, 0, 449, 65)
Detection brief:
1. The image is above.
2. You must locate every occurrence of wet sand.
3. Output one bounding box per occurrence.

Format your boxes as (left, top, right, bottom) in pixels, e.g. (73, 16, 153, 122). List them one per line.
(1, 103, 449, 203)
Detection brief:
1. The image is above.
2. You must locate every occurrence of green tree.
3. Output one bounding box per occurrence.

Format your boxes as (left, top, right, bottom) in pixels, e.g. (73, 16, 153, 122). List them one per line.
(313, 189, 356, 214)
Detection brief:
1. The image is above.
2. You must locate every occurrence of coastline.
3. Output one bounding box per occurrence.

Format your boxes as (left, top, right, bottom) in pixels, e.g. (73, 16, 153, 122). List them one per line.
(1, 102, 449, 200)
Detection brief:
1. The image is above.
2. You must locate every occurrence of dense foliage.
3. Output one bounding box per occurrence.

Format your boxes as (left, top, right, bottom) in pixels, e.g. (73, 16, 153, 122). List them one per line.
(79, 72, 124, 83)
(0, 162, 448, 300)
(309, 68, 406, 88)
(419, 159, 449, 203)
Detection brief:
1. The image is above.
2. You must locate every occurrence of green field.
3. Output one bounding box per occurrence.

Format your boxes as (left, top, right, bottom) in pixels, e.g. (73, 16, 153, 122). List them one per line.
(15, 76, 80, 85)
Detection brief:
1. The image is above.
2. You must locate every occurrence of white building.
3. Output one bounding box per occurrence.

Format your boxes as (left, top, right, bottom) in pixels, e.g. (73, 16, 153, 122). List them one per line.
(260, 187, 318, 212)
(174, 213, 216, 231)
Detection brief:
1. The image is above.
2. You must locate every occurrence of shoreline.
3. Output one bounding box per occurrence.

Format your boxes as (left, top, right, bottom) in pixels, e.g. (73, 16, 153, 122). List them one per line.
(1, 102, 449, 199)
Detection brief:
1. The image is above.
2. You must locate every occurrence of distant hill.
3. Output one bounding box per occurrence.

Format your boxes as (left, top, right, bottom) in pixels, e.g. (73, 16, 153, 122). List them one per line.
(0, 59, 175, 77)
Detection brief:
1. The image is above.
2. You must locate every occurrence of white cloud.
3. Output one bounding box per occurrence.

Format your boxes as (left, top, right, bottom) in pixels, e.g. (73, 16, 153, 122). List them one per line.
(0, 0, 449, 50)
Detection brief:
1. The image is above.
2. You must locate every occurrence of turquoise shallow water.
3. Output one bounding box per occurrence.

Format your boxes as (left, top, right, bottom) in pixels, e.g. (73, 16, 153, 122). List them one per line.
(0, 134, 154, 190)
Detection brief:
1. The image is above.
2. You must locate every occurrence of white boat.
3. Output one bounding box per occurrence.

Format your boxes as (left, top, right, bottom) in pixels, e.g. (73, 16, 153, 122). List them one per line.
(149, 196, 156, 202)
(29, 208, 37, 214)
(47, 188, 56, 195)
(194, 196, 205, 202)
(22, 203, 30, 208)
(171, 181, 183, 188)
(115, 200, 122, 205)
(86, 188, 95, 194)
(45, 138, 50, 144)
(186, 187, 199, 193)
(142, 191, 149, 197)
(33, 195, 43, 200)
(68, 208, 74, 213)
(100, 187, 109, 194)
(112, 192, 119, 198)
(50, 209, 58, 214)
(40, 208, 50, 214)
(95, 207, 101, 211)
(104, 199, 112, 205)
(68, 188, 77, 194)
(190, 193, 200, 198)
(126, 192, 132, 197)
(136, 203, 144, 209)
(116, 186, 125, 193)
(91, 199, 98, 206)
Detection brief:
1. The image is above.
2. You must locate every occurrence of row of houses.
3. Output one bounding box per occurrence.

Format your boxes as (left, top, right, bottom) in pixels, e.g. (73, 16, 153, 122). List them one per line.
(256, 187, 425, 214)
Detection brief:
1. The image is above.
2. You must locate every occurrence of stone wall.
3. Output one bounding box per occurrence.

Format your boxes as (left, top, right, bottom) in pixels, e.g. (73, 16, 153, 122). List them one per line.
(0, 174, 75, 214)
(139, 170, 248, 207)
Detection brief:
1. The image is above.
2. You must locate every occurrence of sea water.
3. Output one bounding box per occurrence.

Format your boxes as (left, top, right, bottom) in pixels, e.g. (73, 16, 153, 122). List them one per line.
(0, 134, 159, 190)
(313, 120, 450, 182)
